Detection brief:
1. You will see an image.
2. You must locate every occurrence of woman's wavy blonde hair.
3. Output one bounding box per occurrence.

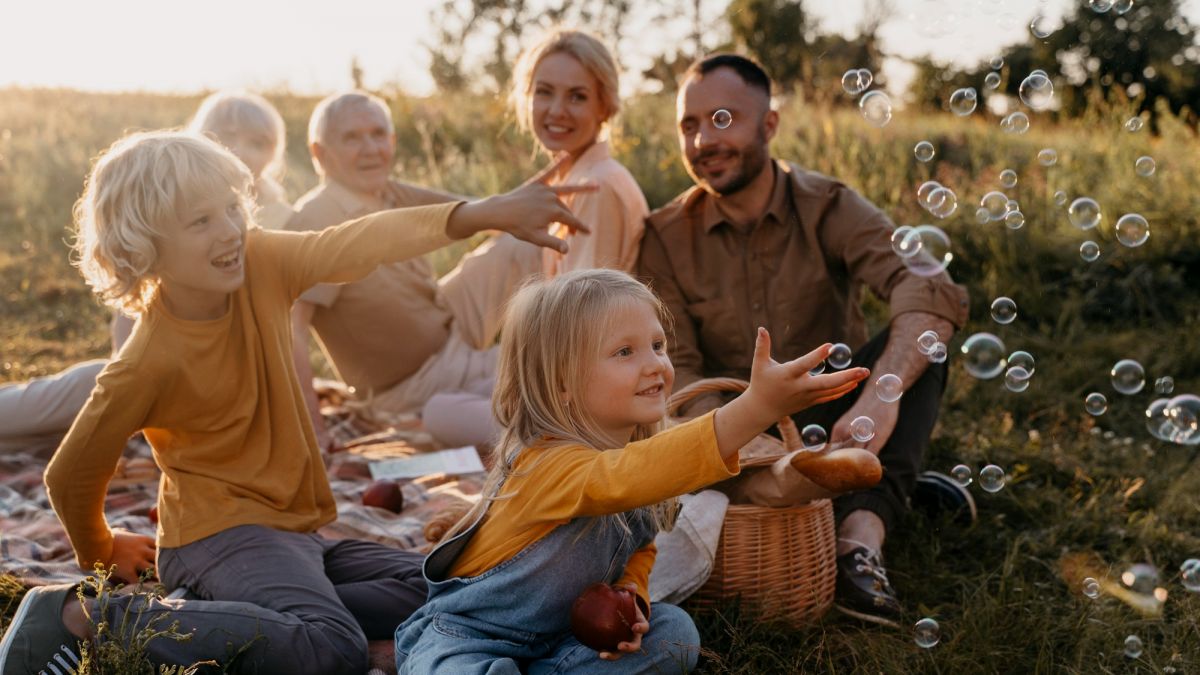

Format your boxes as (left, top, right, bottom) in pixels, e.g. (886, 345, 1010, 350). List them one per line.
(444, 268, 678, 542)
(187, 90, 287, 184)
(510, 29, 621, 145)
(71, 131, 254, 315)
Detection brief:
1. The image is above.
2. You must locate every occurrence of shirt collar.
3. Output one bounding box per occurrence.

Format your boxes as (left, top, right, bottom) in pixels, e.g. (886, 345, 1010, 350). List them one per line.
(699, 159, 790, 234)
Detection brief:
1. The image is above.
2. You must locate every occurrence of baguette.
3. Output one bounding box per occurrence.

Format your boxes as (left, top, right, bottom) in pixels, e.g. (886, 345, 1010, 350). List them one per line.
(789, 447, 882, 493)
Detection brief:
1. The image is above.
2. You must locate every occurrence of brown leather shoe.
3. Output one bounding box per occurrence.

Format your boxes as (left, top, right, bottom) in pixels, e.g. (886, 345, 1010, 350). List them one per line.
(833, 546, 902, 628)
(789, 447, 882, 493)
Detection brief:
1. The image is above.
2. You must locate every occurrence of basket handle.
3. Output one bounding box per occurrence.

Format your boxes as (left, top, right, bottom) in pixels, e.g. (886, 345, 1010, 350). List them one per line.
(668, 377, 801, 451)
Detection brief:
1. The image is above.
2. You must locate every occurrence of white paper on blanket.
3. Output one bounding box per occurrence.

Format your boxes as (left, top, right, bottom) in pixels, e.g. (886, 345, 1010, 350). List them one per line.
(368, 447, 484, 480)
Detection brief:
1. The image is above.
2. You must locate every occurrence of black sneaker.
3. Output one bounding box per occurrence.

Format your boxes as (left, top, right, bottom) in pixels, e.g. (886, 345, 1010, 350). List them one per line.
(833, 546, 901, 628)
(0, 584, 85, 675)
(911, 470, 977, 526)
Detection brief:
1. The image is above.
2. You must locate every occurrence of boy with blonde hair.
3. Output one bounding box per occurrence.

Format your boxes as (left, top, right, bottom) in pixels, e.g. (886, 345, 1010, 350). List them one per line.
(0, 130, 587, 673)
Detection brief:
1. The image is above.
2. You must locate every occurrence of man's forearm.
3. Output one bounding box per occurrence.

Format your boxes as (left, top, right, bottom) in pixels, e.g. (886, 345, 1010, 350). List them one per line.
(865, 312, 955, 396)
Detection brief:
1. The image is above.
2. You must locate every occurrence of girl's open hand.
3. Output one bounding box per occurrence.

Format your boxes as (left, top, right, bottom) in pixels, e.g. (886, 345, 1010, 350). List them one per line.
(597, 585, 649, 661)
(746, 328, 869, 423)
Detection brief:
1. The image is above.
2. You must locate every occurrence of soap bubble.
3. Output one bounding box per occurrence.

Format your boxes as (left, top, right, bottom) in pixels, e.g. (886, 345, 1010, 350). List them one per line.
(913, 618, 940, 648)
(1090, 0, 1114, 12)
(984, 72, 1001, 90)
(809, 361, 825, 375)
(1029, 15, 1054, 39)
(891, 225, 920, 258)
(1080, 241, 1101, 262)
(1019, 72, 1055, 110)
(1123, 563, 1160, 593)
(951, 464, 972, 486)
(1155, 376, 1175, 395)
(1038, 148, 1058, 166)
(1114, 0, 1134, 14)
(1124, 635, 1143, 659)
(1111, 359, 1146, 395)
(999, 169, 1018, 188)
(961, 333, 1007, 379)
(828, 343, 853, 369)
(899, 226, 953, 277)
(1007, 351, 1035, 375)
(876, 374, 904, 403)
(712, 109, 732, 129)
(914, 141, 935, 162)
(926, 188, 958, 219)
(1181, 559, 1200, 592)
(949, 87, 978, 116)
(859, 91, 892, 127)
(917, 330, 940, 355)
(1054, 190, 1068, 206)
(929, 342, 948, 364)
(1116, 213, 1150, 247)
(1001, 111, 1030, 134)
(990, 297, 1017, 324)
(842, 68, 873, 96)
(1083, 577, 1101, 598)
(850, 416, 876, 443)
(1068, 197, 1102, 230)
(917, 180, 942, 209)
(1125, 116, 1144, 132)
(1005, 211, 1025, 230)
(1085, 392, 1108, 416)
(1165, 394, 1200, 444)
(801, 424, 828, 450)
(979, 464, 1006, 492)
(1005, 366, 1031, 392)
(1006, 198, 1020, 214)
(1135, 156, 1156, 177)
(974, 207, 990, 224)
(981, 191, 1010, 222)
(1146, 398, 1173, 440)
(990, 56, 1004, 70)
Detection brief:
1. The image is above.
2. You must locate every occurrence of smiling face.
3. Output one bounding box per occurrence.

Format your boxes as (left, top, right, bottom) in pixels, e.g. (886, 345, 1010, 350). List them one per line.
(154, 186, 248, 320)
(313, 100, 395, 196)
(529, 51, 608, 157)
(575, 299, 675, 446)
(677, 67, 778, 196)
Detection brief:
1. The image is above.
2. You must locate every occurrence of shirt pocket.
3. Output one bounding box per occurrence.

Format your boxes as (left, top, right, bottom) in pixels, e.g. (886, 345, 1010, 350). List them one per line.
(432, 612, 540, 647)
(685, 297, 748, 360)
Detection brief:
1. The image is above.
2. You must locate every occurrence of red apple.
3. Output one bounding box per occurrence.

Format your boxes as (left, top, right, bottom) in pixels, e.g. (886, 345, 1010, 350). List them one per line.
(570, 583, 637, 652)
(362, 479, 405, 513)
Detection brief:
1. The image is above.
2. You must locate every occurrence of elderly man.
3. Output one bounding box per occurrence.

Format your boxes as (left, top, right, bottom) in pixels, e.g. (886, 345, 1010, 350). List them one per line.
(287, 91, 541, 450)
(637, 54, 973, 627)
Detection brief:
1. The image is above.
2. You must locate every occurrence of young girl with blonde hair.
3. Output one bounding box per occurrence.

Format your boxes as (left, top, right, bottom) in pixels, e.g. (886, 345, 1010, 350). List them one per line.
(394, 269, 869, 672)
(188, 90, 294, 230)
(511, 29, 648, 277)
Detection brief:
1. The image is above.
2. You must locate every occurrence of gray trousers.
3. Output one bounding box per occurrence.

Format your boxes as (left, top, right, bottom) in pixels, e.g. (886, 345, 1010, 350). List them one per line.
(93, 525, 426, 674)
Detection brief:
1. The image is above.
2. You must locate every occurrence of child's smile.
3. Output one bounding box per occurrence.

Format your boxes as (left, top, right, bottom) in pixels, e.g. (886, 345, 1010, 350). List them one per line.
(155, 187, 248, 320)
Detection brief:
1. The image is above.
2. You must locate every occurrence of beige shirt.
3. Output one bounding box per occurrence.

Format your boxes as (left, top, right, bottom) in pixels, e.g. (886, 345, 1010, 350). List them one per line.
(286, 179, 458, 395)
(639, 160, 970, 392)
(543, 141, 649, 277)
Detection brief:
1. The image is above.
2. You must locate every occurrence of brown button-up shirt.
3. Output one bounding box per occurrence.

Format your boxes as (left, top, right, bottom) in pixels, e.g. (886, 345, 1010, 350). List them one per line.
(638, 160, 969, 392)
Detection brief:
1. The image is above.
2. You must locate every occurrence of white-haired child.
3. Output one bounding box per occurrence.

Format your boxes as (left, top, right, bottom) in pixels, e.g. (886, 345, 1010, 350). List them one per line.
(0, 130, 589, 674)
(188, 90, 294, 231)
(394, 269, 869, 673)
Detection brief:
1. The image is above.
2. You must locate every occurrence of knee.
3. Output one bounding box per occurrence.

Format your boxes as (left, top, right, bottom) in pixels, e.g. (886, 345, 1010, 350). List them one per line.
(646, 603, 701, 671)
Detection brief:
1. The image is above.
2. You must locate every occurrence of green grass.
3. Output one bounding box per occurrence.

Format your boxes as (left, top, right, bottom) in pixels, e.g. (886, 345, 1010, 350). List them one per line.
(1, 86, 1198, 671)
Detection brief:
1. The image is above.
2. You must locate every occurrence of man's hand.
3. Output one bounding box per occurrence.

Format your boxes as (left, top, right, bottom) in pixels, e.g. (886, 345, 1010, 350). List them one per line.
(446, 154, 595, 251)
(107, 529, 157, 583)
(598, 585, 650, 662)
(829, 391, 899, 456)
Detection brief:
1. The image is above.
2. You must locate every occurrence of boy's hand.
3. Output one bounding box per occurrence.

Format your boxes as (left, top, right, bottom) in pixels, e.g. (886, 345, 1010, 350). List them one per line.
(598, 585, 649, 661)
(446, 153, 595, 252)
(745, 329, 869, 424)
(107, 529, 157, 583)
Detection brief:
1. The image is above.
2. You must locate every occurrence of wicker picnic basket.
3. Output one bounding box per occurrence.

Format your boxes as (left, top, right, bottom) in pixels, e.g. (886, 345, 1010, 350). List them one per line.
(669, 377, 837, 625)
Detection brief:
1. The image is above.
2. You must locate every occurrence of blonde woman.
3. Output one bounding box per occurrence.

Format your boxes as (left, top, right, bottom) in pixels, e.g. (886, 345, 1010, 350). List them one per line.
(511, 29, 648, 276)
(188, 90, 294, 230)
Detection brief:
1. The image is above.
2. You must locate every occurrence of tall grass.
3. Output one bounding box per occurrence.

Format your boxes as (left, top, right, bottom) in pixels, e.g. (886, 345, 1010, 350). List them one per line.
(1, 86, 1198, 671)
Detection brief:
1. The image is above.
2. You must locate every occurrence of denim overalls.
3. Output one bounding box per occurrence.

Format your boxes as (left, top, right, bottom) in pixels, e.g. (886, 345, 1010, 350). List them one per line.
(395, 503, 700, 674)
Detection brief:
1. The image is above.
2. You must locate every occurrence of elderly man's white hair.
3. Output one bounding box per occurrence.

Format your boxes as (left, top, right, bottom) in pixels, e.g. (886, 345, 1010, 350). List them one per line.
(306, 91, 394, 174)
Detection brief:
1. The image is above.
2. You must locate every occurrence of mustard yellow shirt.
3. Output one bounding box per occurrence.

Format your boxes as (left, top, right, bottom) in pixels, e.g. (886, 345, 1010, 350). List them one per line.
(449, 412, 737, 609)
(45, 203, 459, 569)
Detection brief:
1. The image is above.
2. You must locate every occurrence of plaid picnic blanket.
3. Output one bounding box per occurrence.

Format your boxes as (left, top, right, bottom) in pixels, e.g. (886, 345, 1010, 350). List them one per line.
(0, 387, 485, 585)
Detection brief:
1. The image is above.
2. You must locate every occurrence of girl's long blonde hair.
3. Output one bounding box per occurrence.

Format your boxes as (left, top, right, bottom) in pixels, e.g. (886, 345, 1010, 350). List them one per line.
(444, 269, 678, 541)
(509, 29, 621, 145)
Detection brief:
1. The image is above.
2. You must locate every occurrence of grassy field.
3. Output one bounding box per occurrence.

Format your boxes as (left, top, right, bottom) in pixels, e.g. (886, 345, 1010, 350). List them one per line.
(1, 86, 1198, 673)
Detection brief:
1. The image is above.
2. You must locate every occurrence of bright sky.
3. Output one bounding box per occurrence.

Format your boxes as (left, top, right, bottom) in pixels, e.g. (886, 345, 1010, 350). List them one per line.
(3, 0, 1197, 96)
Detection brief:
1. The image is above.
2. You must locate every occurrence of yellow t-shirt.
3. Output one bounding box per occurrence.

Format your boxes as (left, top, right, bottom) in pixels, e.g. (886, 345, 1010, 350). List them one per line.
(449, 412, 737, 609)
(45, 202, 459, 569)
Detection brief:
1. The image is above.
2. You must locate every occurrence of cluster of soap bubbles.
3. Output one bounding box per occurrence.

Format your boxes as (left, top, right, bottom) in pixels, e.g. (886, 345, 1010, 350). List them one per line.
(842, 68, 894, 127)
(1146, 394, 1200, 445)
(890, 224, 954, 277)
(949, 463, 1006, 492)
(916, 181, 958, 219)
(1000, 111, 1031, 134)
(916, 329, 948, 364)
(1091, 0, 1136, 15)
(1005, 350, 1035, 392)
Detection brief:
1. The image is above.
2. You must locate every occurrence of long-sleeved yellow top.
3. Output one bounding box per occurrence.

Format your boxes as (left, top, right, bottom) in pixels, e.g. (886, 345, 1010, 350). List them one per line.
(449, 412, 738, 611)
(45, 203, 459, 569)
